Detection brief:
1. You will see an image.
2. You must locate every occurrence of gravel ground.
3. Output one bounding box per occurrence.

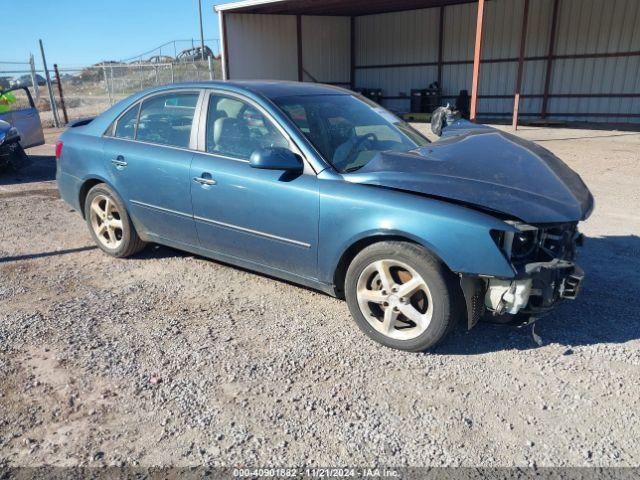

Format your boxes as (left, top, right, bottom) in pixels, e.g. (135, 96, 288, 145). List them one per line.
(0, 125, 639, 468)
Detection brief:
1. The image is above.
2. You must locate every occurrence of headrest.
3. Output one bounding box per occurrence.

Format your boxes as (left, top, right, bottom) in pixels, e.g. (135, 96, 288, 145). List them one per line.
(213, 117, 240, 147)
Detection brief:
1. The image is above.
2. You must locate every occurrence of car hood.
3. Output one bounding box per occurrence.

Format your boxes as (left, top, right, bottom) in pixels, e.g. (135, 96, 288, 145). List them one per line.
(342, 121, 593, 224)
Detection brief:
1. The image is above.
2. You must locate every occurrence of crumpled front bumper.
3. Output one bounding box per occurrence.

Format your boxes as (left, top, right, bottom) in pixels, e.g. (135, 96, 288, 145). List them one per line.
(484, 259, 585, 316)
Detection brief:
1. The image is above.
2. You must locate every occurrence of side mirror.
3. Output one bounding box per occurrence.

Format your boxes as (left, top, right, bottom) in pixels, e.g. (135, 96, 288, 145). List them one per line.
(249, 147, 303, 171)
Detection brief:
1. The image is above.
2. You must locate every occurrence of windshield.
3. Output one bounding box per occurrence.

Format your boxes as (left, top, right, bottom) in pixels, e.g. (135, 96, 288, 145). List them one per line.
(274, 94, 430, 173)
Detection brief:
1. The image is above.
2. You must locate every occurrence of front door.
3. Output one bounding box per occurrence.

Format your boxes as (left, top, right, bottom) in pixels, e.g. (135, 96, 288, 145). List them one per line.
(0, 87, 44, 148)
(103, 90, 202, 247)
(190, 92, 319, 279)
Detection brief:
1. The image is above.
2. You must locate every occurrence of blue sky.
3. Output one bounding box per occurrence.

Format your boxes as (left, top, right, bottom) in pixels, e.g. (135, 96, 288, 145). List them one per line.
(6, 0, 237, 68)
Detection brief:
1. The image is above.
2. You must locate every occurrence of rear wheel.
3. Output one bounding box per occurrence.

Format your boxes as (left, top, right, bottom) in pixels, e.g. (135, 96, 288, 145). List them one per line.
(345, 241, 460, 352)
(84, 184, 146, 258)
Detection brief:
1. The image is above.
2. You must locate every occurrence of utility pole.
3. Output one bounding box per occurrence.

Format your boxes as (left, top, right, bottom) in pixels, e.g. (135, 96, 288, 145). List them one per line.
(39, 39, 60, 128)
(198, 0, 206, 60)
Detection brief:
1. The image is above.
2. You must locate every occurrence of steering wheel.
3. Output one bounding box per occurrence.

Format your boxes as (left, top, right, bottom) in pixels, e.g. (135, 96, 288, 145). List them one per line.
(341, 132, 378, 168)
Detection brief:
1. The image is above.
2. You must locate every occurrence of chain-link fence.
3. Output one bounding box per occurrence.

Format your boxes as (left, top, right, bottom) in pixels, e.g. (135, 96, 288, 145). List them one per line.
(1, 41, 222, 128)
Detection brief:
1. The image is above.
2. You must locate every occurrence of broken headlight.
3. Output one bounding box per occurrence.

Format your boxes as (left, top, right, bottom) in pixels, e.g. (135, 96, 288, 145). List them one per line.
(492, 222, 541, 264)
(511, 228, 540, 261)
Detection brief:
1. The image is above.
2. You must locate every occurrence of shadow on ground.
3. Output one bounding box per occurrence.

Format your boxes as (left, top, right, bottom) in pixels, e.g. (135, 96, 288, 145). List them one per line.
(0, 155, 56, 186)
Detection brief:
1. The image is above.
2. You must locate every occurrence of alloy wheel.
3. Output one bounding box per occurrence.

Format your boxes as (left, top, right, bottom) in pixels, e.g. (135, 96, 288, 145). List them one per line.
(356, 259, 434, 341)
(89, 194, 124, 249)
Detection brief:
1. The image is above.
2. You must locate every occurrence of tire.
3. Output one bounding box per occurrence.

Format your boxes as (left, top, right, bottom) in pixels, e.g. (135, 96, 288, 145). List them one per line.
(344, 241, 461, 352)
(84, 183, 146, 258)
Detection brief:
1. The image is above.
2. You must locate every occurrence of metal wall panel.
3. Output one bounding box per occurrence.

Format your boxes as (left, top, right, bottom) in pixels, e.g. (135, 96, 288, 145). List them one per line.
(354, 8, 440, 111)
(356, 8, 440, 66)
(226, 13, 297, 80)
(442, 3, 476, 62)
(547, 0, 640, 122)
(555, 0, 640, 55)
(481, 0, 523, 60)
(301, 16, 350, 85)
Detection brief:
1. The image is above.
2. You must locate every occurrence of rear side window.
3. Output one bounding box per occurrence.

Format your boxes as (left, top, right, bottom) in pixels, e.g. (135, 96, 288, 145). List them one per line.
(136, 92, 199, 148)
(114, 104, 139, 139)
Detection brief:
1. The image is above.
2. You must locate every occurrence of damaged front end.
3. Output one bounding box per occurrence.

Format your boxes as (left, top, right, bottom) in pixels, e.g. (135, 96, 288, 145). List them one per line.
(463, 222, 585, 328)
(0, 121, 29, 172)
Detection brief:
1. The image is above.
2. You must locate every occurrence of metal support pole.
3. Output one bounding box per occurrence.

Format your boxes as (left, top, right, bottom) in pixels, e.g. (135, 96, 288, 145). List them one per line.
(198, 0, 206, 61)
(110, 66, 115, 102)
(53, 64, 68, 125)
(29, 54, 40, 103)
(39, 39, 60, 128)
(512, 0, 530, 130)
(541, 0, 560, 119)
(219, 12, 229, 80)
(170, 62, 175, 83)
(296, 15, 303, 82)
(154, 66, 159, 85)
(437, 6, 445, 88)
(103, 66, 113, 106)
(208, 55, 214, 80)
(469, 0, 485, 122)
(350, 16, 356, 90)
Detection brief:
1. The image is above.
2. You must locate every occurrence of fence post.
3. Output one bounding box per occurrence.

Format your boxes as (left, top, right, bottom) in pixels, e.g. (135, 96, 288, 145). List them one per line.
(208, 55, 214, 80)
(29, 54, 40, 103)
(102, 66, 113, 106)
(39, 39, 60, 128)
(53, 64, 69, 125)
(109, 65, 115, 104)
(170, 63, 175, 83)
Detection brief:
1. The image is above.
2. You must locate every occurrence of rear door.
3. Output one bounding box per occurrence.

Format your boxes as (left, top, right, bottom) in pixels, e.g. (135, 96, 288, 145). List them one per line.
(102, 90, 203, 247)
(0, 87, 44, 148)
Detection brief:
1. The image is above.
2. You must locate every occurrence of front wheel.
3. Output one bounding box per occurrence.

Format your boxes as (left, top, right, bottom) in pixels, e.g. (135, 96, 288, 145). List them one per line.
(345, 241, 461, 352)
(84, 183, 146, 258)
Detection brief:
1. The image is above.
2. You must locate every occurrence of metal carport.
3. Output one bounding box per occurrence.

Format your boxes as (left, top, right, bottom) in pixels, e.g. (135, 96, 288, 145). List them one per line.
(215, 0, 640, 127)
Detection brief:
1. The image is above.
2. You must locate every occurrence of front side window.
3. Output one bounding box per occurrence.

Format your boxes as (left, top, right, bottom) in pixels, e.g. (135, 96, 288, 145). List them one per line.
(275, 94, 430, 173)
(135, 92, 199, 148)
(206, 94, 289, 160)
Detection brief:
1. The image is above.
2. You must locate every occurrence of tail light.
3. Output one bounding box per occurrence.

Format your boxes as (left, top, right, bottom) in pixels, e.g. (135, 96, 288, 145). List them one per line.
(55, 140, 63, 160)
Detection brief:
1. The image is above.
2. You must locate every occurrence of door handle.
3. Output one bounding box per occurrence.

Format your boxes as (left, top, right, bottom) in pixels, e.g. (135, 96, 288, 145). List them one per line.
(111, 156, 128, 169)
(193, 172, 216, 186)
(193, 176, 217, 186)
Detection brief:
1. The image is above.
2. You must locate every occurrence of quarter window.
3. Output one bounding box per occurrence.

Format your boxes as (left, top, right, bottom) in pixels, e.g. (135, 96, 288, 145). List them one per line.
(206, 94, 289, 160)
(114, 104, 139, 140)
(135, 92, 199, 148)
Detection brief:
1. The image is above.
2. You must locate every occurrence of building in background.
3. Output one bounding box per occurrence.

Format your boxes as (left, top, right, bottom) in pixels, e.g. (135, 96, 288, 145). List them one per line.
(215, 0, 640, 126)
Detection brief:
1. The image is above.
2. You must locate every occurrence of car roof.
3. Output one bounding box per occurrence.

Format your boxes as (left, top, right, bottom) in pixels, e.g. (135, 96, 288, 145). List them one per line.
(151, 80, 351, 100)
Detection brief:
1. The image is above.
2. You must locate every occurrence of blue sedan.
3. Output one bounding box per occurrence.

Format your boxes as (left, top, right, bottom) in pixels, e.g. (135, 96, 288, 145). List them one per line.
(56, 81, 592, 351)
